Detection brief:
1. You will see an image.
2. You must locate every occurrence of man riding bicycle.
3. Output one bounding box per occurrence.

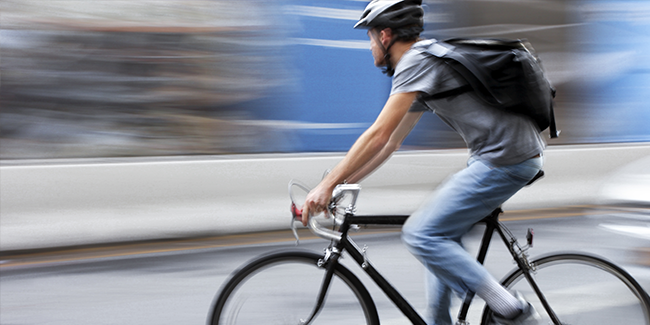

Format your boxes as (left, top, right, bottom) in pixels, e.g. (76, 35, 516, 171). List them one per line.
(301, 1, 545, 324)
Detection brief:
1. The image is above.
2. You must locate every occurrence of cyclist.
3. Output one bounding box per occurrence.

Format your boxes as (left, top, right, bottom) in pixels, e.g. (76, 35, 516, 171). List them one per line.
(301, 1, 544, 324)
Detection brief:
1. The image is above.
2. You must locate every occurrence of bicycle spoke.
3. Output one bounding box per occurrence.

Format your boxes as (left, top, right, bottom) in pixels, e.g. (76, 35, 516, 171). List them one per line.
(488, 254, 650, 325)
(210, 252, 378, 325)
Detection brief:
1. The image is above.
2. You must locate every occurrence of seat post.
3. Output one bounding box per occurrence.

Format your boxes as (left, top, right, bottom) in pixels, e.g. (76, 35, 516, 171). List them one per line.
(477, 208, 501, 264)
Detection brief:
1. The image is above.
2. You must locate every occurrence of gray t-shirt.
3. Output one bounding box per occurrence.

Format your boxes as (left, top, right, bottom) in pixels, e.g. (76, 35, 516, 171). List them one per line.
(391, 40, 546, 166)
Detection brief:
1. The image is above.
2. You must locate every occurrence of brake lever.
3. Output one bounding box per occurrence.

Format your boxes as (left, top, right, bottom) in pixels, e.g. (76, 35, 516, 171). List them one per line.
(290, 203, 302, 245)
(289, 180, 311, 245)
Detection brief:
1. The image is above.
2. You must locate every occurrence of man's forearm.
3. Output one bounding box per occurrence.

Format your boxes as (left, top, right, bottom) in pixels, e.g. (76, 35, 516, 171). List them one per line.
(320, 126, 390, 190)
(319, 92, 418, 190)
(347, 111, 423, 184)
(300, 92, 418, 223)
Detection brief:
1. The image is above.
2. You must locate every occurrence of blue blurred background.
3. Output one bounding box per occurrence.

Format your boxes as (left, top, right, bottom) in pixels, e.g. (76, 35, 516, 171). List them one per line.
(1, 0, 649, 159)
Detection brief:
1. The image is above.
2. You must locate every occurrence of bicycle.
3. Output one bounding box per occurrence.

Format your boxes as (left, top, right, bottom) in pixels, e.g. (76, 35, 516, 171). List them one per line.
(208, 178, 650, 325)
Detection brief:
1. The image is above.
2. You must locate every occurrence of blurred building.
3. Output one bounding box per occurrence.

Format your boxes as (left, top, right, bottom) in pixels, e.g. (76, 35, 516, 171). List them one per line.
(1, 0, 299, 158)
(569, 0, 650, 143)
(1, 0, 649, 159)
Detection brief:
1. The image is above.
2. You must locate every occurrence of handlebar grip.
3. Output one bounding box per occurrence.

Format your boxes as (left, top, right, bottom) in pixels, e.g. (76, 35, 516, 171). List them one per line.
(288, 183, 362, 243)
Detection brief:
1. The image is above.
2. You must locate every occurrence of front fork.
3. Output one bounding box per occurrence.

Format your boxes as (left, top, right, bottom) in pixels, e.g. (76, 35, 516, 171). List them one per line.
(300, 246, 341, 325)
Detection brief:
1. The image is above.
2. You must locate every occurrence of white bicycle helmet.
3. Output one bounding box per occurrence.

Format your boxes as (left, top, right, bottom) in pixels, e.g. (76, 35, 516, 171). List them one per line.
(354, 0, 424, 76)
(354, 0, 424, 30)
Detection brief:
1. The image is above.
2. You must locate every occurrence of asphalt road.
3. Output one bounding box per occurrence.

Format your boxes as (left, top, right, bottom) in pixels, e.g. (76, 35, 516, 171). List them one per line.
(1, 206, 650, 325)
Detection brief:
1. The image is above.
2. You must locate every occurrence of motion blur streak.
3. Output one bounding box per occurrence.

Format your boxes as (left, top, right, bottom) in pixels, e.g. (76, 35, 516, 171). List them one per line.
(1, 0, 649, 159)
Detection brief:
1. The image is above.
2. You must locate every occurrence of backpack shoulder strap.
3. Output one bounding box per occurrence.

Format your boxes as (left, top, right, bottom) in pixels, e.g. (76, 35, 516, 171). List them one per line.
(423, 39, 504, 104)
(424, 40, 454, 57)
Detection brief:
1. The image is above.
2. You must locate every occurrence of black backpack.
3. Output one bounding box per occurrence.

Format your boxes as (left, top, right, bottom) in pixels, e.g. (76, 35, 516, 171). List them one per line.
(422, 38, 559, 138)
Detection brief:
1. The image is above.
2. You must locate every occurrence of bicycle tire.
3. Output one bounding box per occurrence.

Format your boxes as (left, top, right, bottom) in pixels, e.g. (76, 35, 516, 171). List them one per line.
(208, 250, 379, 325)
(480, 252, 650, 324)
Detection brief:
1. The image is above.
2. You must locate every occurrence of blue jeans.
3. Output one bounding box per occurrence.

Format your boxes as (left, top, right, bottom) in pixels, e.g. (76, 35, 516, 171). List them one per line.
(402, 156, 543, 325)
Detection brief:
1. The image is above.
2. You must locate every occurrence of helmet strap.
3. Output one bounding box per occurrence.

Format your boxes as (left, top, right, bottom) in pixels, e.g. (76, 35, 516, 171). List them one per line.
(381, 39, 398, 77)
(372, 28, 398, 77)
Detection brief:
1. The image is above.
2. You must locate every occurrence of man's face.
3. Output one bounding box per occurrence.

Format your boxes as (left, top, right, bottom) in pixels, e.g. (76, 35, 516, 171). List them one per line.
(368, 29, 386, 67)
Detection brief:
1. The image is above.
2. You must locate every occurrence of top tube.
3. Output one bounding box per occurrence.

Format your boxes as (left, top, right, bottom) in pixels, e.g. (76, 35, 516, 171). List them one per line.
(303, 183, 502, 242)
(306, 184, 412, 242)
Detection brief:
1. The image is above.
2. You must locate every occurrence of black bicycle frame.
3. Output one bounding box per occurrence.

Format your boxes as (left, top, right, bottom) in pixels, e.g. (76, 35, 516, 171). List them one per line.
(334, 213, 427, 325)
(315, 207, 562, 325)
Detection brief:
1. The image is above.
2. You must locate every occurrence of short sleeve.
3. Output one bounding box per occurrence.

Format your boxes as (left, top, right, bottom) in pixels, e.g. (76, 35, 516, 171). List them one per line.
(390, 46, 467, 99)
(390, 50, 437, 96)
(409, 99, 431, 112)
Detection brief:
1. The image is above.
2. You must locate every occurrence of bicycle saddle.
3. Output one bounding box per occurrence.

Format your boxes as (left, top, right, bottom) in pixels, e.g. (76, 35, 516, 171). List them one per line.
(526, 170, 545, 186)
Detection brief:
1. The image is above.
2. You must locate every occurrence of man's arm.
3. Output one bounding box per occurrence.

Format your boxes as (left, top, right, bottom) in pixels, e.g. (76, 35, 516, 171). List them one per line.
(301, 91, 418, 225)
(346, 111, 423, 184)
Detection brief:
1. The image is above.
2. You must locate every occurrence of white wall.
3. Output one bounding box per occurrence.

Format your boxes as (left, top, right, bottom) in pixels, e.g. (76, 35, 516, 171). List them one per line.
(1, 143, 649, 251)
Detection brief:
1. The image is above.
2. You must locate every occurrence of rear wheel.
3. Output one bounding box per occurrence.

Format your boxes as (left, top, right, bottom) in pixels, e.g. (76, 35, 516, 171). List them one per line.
(209, 250, 379, 325)
(481, 253, 650, 324)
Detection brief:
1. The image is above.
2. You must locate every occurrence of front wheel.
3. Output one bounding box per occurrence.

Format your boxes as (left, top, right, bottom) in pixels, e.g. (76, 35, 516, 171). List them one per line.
(481, 253, 650, 324)
(208, 250, 379, 325)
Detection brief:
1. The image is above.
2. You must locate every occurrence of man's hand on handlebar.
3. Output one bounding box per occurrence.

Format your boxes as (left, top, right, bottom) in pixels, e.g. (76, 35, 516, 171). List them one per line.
(301, 183, 334, 226)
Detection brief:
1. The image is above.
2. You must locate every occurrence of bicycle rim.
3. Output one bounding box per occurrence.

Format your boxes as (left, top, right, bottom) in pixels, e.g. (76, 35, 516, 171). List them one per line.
(208, 250, 379, 325)
(481, 253, 650, 325)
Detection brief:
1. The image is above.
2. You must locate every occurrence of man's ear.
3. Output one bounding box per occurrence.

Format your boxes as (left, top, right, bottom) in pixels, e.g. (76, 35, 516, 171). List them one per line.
(380, 28, 393, 47)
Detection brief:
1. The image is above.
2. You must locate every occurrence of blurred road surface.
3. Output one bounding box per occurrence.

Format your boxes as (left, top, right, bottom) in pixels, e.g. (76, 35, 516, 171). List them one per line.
(1, 206, 649, 325)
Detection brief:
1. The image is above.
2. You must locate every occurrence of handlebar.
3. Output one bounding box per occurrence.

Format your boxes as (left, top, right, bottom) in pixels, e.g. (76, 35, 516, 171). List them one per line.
(289, 181, 362, 243)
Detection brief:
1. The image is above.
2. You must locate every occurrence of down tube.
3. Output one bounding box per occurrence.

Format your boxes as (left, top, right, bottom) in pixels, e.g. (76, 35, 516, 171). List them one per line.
(342, 235, 427, 325)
